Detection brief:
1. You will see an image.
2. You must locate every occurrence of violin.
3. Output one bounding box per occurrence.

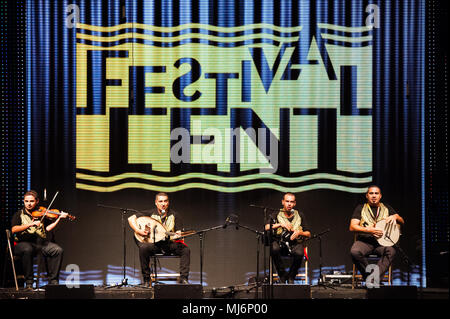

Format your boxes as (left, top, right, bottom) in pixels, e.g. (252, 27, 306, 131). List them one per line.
(32, 206, 76, 221)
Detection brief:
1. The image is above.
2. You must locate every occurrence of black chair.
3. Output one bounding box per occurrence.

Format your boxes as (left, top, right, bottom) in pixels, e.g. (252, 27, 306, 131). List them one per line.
(272, 247, 309, 284)
(150, 253, 181, 284)
(352, 254, 392, 288)
(3, 229, 44, 290)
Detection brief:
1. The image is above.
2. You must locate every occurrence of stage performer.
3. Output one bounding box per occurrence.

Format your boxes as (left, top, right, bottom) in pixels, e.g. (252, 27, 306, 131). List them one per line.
(349, 185, 404, 284)
(128, 192, 190, 287)
(265, 192, 311, 284)
(11, 190, 67, 289)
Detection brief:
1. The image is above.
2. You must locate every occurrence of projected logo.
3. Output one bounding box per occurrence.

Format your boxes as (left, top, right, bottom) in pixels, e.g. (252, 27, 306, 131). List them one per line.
(75, 23, 373, 193)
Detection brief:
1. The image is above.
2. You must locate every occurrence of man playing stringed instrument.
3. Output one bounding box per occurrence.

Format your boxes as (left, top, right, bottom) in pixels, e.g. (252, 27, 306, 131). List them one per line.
(349, 185, 404, 285)
(265, 193, 311, 284)
(11, 190, 67, 289)
(128, 192, 191, 286)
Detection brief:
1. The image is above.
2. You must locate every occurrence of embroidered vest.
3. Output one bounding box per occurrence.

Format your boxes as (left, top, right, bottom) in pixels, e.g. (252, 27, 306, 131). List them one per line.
(359, 203, 389, 227)
(275, 209, 303, 236)
(151, 213, 175, 232)
(18, 209, 47, 239)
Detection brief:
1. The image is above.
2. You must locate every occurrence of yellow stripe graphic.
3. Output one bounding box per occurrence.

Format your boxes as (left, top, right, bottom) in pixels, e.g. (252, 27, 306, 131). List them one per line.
(317, 23, 373, 33)
(76, 22, 303, 33)
(76, 172, 372, 184)
(76, 181, 369, 193)
(76, 32, 299, 43)
(320, 33, 372, 43)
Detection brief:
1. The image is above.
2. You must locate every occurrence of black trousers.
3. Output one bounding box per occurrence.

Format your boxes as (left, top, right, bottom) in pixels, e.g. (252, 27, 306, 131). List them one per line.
(271, 241, 305, 280)
(135, 239, 190, 281)
(350, 238, 396, 281)
(14, 240, 64, 283)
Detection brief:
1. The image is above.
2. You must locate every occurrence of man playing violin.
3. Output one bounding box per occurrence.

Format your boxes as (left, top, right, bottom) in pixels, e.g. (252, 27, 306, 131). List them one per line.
(128, 192, 191, 287)
(265, 193, 311, 284)
(349, 185, 404, 285)
(11, 190, 67, 289)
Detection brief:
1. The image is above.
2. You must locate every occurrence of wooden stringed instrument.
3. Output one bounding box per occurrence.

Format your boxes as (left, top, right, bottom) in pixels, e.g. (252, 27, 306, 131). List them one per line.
(134, 216, 196, 243)
(32, 206, 76, 221)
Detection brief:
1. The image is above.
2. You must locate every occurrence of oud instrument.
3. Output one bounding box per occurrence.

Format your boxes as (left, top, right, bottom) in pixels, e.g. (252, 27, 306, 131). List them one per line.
(134, 216, 196, 243)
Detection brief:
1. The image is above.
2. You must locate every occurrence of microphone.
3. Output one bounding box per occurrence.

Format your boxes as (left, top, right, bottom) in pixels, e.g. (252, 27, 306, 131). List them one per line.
(284, 208, 294, 214)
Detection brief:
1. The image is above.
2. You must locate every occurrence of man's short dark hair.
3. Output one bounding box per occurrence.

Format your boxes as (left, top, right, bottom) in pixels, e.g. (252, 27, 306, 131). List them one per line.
(155, 192, 169, 200)
(24, 190, 39, 200)
(366, 185, 381, 194)
(283, 192, 296, 200)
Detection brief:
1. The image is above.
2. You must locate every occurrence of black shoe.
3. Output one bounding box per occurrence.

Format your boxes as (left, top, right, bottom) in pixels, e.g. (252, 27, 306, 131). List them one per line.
(178, 277, 189, 284)
(287, 278, 295, 284)
(142, 277, 151, 288)
(279, 274, 288, 284)
(49, 280, 59, 285)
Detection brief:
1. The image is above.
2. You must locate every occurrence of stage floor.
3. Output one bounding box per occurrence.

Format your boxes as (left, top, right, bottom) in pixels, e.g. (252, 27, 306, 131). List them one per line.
(0, 285, 447, 300)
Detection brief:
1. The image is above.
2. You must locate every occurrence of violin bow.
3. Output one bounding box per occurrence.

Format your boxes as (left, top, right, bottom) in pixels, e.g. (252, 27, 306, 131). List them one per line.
(39, 190, 59, 223)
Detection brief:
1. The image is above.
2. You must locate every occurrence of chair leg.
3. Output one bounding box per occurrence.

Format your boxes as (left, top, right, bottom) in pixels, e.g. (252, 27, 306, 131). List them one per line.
(352, 263, 356, 289)
(152, 256, 158, 284)
(305, 260, 308, 285)
(304, 247, 309, 285)
(388, 265, 392, 285)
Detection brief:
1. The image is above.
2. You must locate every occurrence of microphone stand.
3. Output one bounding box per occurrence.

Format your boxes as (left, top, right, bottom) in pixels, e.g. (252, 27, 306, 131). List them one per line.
(34, 190, 59, 289)
(194, 225, 224, 286)
(307, 229, 334, 289)
(268, 214, 274, 299)
(385, 234, 413, 285)
(98, 204, 142, 289)
(249, 205, 280, 299)
(151, 224, 162, 285)
(225, 218, 265, 298)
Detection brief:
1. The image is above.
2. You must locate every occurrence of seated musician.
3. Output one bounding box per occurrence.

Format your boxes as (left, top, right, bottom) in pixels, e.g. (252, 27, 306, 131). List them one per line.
(128, 192, 190, 286)
(265, 193, 311, 284)
(11, 190, 67, 289)
(349, 185, 404, 284)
